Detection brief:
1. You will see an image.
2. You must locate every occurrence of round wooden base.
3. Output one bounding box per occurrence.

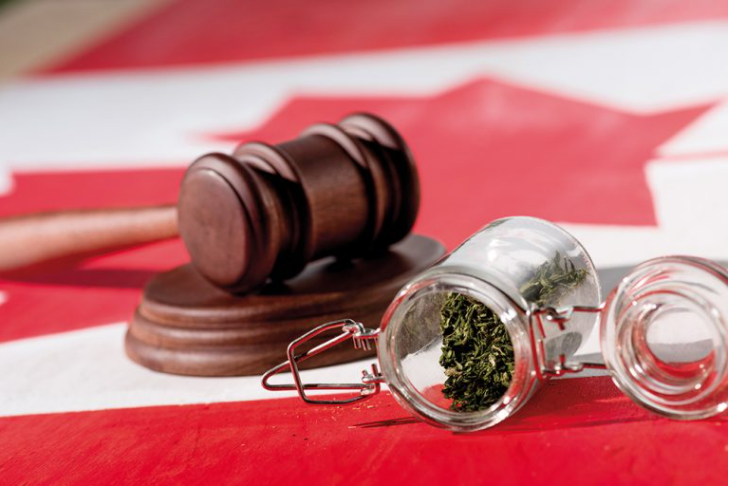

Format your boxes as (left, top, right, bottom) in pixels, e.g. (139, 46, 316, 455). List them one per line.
(125, 234, 445, 376)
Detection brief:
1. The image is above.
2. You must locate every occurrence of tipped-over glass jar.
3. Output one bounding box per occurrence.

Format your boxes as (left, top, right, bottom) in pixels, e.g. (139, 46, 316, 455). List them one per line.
(262, 217, 727, 431)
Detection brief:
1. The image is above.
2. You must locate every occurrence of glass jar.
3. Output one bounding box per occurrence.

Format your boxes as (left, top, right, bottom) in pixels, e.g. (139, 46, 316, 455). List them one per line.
(262, 217, 727, 432)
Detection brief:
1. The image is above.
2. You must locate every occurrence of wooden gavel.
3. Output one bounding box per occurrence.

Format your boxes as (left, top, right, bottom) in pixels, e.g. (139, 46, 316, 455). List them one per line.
(0, 113, 420, 293)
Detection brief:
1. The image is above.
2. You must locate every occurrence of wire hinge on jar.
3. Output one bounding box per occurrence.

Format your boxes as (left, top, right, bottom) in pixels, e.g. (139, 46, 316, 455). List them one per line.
(261, 319, 384, 405)
(529, 304, 606, 380)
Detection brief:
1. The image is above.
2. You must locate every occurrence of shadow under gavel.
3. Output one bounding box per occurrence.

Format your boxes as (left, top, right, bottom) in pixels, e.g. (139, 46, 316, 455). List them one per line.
(0, 113, 419, 294)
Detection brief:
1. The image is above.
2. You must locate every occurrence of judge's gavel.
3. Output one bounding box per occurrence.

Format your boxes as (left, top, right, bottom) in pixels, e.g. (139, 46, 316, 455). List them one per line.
(0, 113, 419, 293)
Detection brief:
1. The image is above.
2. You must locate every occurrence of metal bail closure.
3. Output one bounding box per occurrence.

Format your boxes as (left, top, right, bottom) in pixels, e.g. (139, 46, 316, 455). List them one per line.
(261, 319, 384, 405)
(529, 305, 605, 381)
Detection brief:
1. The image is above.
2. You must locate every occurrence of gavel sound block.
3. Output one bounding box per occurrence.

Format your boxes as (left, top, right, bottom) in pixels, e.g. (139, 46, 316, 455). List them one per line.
(130, 113, 445, 376)
(0, 114, 444, 376)
(128, 235, 442, 375)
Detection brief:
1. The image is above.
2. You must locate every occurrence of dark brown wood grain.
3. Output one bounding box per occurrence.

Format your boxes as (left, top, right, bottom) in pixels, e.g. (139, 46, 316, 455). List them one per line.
(126, 235, 445, 376)
(178, 113, 420, 293)
(0, 114, 418, 293)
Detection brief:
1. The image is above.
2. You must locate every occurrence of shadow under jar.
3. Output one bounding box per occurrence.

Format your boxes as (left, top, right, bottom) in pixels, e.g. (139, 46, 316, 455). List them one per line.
(263, 217, 727, 432)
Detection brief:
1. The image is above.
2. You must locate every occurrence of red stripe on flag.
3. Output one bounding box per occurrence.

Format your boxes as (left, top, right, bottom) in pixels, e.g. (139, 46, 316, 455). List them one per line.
(0, 169, 183, 217)
(41, 0, 728, 73)
(0, 377, 725, 485)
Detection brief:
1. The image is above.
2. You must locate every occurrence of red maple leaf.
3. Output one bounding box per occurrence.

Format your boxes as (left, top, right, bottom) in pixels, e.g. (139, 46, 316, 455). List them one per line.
(211, 78, 713, 249)
(0, 78, 713, 343)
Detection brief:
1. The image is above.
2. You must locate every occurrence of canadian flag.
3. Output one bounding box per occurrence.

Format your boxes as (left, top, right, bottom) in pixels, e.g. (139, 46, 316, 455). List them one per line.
(0, 1, 725, 484)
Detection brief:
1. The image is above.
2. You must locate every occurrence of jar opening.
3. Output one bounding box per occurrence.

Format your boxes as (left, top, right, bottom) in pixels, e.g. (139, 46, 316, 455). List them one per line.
(602, 257, 728, 419)
(379, 273, 537, 431)
(644, 299, 714, 373)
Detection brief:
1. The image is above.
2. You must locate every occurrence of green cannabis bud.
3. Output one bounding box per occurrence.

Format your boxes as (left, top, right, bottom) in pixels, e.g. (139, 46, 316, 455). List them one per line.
(439, 252, 587, 412)
(439, 293, 514, 412)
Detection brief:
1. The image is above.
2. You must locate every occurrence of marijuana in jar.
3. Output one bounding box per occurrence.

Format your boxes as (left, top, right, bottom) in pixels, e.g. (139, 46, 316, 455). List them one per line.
(439, 251, 587, 412)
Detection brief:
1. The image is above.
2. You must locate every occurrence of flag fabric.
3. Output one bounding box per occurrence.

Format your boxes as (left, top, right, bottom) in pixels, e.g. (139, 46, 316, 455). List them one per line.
(0, 1, 726, 484)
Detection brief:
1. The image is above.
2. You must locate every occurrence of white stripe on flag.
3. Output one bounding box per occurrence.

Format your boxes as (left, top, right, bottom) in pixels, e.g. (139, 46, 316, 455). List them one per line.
(0, 21, 724, 172)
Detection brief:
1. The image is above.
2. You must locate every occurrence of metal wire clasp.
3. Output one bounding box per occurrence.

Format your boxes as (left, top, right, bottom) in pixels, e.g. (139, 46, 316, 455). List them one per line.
(529, 304, 606, 380)
(261, 319, 384, 405)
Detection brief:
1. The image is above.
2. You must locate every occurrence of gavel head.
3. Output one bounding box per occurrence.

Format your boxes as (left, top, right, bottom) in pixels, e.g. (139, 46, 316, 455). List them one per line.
(177, 113, 420, 294)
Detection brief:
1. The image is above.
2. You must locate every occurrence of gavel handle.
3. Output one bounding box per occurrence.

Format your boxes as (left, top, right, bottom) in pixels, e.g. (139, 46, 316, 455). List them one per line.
(0, 205, 178, 272)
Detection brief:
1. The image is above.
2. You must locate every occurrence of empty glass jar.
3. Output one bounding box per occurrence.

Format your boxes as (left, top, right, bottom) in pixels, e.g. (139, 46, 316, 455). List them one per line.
(263, 217, 727, 431)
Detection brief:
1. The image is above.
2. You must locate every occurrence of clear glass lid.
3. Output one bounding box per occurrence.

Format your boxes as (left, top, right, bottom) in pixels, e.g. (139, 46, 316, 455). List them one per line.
(601, 256, 727, 419)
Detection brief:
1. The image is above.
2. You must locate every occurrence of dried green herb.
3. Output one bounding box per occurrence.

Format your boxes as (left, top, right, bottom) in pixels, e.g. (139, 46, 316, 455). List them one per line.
(519, 251, 588, 308)
(439, 251, 587, 412)
(439, 293, 514, 412)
